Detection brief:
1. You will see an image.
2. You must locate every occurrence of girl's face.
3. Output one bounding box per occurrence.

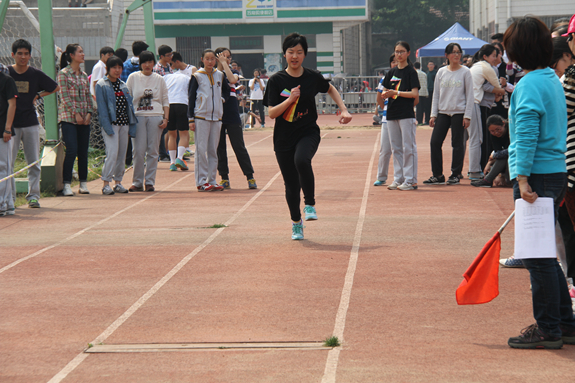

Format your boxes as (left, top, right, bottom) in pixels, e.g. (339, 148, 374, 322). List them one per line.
(483, 50, 499, 66)
(394, 45, 409, 64)
(141, 60, 154, 75)
(553, 52, 574, 78)
(488, 124, 505, 137)
(70, 46, 85, 64)
(390, 60, 398, 68)
(202, 52, 217, 70)
(446, 46, 462, 65)
(285, 44, 305, 70)
(108, 64, 123, 81)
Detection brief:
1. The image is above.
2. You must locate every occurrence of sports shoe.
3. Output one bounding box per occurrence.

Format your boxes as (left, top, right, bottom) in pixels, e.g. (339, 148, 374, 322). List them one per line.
(292, 220, 304, 240)
(159, 156, 170, 163)
(169, 164, 177, 171)
(387, 181, 400, 190)
(561, 325, 575, 345)
(398, 183, 418, 191)
(185, 149, 194, 157)
(469, 172, 484, 180)
(457, 174, 464, 180)
(102, 185, 115, 195)
(220, 179, 231, 189)
(197, 183, 214, 192)
(446, 175, 460, 185)
(113, 184, 129, 194)
(499, 256, 525, 268)
(248, 178, 257, 189)
(28, 199, 40, 208)
(79, 181, 90, 194)
(212, 184, 225, 191)
(62, 183, 74, 196)
(471, 179, 493, 188)
(261, 124, 265, 128)
(508, 324, 563, 349)
(145, 184, 155, 192)
(373, 180, 386, 186)
(423, 175, 445, 185)
(304, 205, 317, 220)
(129, 185, 144, 192)
(175, 158, 189, 171)
(5, 207, 15, 215)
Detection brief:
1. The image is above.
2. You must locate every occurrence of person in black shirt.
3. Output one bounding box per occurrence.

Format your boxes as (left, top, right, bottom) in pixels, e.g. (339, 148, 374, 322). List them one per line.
(0, 72, 18, 216)
(471, 115, 509, 188)
(263, 33, 352, 240)
(381, 41, 420, 191)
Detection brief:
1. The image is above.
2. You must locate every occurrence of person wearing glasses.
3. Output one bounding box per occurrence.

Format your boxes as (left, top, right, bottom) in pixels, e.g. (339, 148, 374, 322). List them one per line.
(424, 43, 474, 185)
(380, 41, 420, 191)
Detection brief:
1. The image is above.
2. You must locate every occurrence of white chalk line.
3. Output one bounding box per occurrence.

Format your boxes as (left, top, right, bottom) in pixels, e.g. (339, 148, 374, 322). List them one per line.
(47, 171, 281, 383)
(321, 132, 380, 383)
(0, 134, 273, 275)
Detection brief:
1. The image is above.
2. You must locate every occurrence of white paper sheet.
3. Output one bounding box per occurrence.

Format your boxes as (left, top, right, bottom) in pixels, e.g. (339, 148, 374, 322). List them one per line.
(514, 197, 556, 259)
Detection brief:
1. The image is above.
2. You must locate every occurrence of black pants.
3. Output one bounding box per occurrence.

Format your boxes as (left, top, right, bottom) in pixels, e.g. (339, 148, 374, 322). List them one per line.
(424, 90, 433, 124)
(484, 158, 508, 183)
(252, 100, 265, 126)
(275, 134, 320, 222)
(416, 96, 428, 124)
(61, 122, 90, 183)
(430, 113, 465, 177)
(480, 105, 491, 171)
(217, 123, 254, 179)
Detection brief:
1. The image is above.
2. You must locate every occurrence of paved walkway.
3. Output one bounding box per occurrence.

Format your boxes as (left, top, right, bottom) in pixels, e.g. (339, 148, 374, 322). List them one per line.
(1, 116, 574, 382)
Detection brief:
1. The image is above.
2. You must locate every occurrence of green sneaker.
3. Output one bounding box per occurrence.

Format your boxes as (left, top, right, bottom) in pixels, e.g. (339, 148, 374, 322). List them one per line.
(175, 158, 189, 171)
(28, 199, 40, 208)
(292, 221, 304, 240)
(169, 164, 178, 171)
(304, 205, 317, 220)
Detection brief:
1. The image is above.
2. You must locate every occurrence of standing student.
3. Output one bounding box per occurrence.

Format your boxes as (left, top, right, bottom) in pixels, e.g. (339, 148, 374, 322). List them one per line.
(263, 33, 352, 240)
(503, 16, 575, 349)
(414, 62, 428, 125)
(122, 40, 148, 82)
(214, 47, 257, 190)
(423, 43, 474, 185)
(163, 71, 191, 172)
(9, 39, 60, 208)
(249, 69, 266, 128)
(57, 44, 94, 196)
(90, 46, 114, 101)
(425, 61, 437, 125)
(373, 53, 397, 186)
(188, 49, 229, 192)
(153, 45, 174, 76)
(126, 51, 170, 192)
(381, 41, 420, 191)
(95, 56, 138, 195)
(171, 51, 196, 78)
(0, 69, 18, 216)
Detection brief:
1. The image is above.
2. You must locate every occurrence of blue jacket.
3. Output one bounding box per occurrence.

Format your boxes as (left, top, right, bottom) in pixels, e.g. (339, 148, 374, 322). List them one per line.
(122, 57, 139, 83)
(95, 76, 138, 137)
(508, 67, 567, 179)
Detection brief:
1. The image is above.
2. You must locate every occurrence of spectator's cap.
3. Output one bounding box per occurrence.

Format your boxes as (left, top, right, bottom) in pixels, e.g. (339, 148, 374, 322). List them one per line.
(562, 14, 575, 36)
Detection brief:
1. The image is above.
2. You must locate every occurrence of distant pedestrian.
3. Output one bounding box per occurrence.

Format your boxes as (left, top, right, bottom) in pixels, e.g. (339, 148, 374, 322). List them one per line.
(414, 62, 428, 125)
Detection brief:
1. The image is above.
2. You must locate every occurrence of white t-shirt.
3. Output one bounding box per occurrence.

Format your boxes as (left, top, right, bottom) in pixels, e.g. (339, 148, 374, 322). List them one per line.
(176, 64, 196, 78)
(90, 60, 106, 96)
(248, 77, 265, 100)
(164, 72, 190, 105)
(126, 71, 170, 116)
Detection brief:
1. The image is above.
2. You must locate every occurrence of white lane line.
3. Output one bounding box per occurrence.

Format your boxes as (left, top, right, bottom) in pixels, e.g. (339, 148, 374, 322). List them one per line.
(47, 171, 282, 383)
(321, 132, 380, 383)
(0, 174, 194, 275)
(1, 134, 273, 275)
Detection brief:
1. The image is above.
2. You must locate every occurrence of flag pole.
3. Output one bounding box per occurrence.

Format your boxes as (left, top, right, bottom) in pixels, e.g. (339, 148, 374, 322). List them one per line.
(498, 211, 515, 234)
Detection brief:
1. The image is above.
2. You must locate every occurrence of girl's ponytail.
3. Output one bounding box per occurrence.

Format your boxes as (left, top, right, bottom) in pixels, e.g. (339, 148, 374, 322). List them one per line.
(60, 44, 80, 69)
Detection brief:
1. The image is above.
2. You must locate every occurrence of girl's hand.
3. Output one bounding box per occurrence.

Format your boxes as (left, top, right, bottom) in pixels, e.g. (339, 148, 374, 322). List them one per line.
(216, 53, 228, 66)
(75, 113, 84, 125)
(159, 119, 168, 129)
(189, 122, 195, 132)
(84, 114, 92, 126)
(519, 179, 538, 203)
(3, 130, 11, 143)
(462, 118, 470, 129)
(339, 111, 352, 124)
(382, 90, 394, 99)
(289, 85, 300, 103)
(429, 117, 436, 128)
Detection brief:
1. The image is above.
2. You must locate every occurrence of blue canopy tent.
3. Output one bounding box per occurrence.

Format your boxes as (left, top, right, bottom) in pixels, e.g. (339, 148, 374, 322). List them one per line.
(417, 22, 489, 58)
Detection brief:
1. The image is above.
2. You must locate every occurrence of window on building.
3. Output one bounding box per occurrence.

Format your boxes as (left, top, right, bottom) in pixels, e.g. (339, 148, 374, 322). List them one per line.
(176, 37, 211, 68)
(230, 36, 264, 50)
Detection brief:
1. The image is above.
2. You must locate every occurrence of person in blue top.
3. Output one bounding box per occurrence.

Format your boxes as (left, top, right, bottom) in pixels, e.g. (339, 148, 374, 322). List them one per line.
(503, 16, 575, 349)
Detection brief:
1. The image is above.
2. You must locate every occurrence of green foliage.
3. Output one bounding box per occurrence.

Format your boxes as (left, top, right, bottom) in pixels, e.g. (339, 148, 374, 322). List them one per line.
(324, 336, 341, 347)
(371, 0, 469, 67)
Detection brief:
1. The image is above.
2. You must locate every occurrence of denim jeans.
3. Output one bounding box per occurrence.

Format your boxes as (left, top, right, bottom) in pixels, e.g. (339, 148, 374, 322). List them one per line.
(513, 173, 575, 337)
(60, 122, 90, 184)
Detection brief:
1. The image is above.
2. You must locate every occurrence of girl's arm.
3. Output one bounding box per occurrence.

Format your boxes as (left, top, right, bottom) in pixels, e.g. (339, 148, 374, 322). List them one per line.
(268, 85, 299, 119)
(57, 71, 75, 120)
(327, 84, 352, 124)
(95, 82, 113, 135)
(383, 87, 419, 99)
(482, 63, 505, 95)
(217, 54, 238, 84)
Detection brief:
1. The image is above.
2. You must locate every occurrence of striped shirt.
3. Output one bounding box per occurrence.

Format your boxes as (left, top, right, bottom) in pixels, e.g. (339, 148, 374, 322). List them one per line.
(564, 65, 575, 190)
(57, 66, 94, 123)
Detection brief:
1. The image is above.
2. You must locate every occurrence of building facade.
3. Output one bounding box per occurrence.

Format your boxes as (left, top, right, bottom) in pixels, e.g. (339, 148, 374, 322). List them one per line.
(469, 0, 573, 40)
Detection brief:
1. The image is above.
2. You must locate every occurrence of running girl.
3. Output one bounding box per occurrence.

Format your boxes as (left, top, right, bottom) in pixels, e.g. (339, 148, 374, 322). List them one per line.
(188, 49, 229, 192)
(263, 32, 352, 240)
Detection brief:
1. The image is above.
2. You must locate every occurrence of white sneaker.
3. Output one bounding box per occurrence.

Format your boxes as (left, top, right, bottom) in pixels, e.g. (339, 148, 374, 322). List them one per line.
(387, 181, 400, 190)
(79, 181, 90, 194)
(62, 183, 74, 196)
(398, 183, 418, 191)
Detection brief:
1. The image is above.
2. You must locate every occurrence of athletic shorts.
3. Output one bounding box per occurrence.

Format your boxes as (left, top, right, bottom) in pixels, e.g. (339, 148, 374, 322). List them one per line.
(167, 104, 189, 131)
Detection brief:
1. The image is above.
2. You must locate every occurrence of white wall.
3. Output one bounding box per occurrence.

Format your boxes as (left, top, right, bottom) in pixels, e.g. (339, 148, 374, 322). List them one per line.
(263, 35, 282, 54)
(211, 36, 230, 50)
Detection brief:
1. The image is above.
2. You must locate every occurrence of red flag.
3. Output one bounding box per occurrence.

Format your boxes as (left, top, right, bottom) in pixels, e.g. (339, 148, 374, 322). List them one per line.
(456, 232, 501, 305)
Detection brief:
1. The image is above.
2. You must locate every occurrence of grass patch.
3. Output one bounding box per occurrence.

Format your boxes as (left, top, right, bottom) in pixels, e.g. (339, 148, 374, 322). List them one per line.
(323, 336, 340, 347)
(207, 224, 227, 229)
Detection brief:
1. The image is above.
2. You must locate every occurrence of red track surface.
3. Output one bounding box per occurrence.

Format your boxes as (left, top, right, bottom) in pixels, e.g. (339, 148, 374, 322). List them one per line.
(1, 114, 573, 382)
